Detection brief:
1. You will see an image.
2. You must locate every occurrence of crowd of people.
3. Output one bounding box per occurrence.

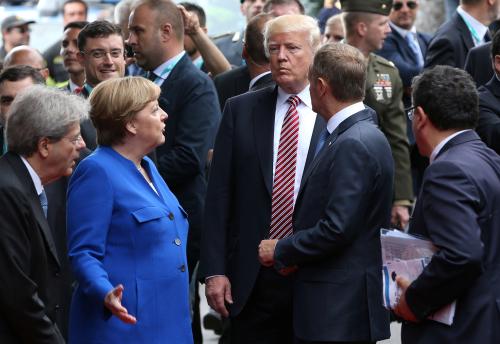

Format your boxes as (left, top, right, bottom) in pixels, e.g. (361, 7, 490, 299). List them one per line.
(0, 0, 499, 343)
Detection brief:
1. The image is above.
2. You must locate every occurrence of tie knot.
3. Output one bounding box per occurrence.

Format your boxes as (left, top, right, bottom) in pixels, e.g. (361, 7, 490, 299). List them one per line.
(288, 95, 301, 108)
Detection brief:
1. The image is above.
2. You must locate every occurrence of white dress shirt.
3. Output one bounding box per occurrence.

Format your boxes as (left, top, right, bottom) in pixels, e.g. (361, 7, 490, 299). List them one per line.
(21, 155, 44, 196)
(273, 85, 317, 203)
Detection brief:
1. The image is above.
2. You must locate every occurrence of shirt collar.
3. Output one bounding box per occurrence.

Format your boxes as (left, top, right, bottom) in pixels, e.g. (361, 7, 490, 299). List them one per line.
(249, 71, 271, 90)
(457, 6, 488, 44)
(68, 79, 79, 93)
(192, 55, 204, 70)
(20, 155, 44, 196)
(390, 21, 417, 38)
(152, 51, 186, 80)
(277, 84, 312, 109)
(429, 129, 471, 163)
(326, 102, 365, 134)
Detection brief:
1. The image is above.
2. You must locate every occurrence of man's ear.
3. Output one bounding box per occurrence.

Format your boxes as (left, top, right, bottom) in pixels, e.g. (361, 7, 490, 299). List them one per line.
(317, 77, 329, 97)
(357, 21, 367, 38)
(413, 106, 428, 130)
(494, 54, 500, 75)
(159, 22, 173, 42)
(38, 137, 51, 159)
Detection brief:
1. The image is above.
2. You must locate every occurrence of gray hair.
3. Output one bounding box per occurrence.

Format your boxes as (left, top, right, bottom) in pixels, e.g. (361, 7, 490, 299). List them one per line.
(263, 14, 321, 58)
(6, 85, 89, 156)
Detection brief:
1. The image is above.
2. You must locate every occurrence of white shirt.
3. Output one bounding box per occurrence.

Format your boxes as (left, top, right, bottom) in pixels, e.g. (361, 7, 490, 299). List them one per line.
(151, 51, 186, 86)
(249, 71, 272, 90)
(429, 129, 471, 163)
(20, 155, 44, 196)
(326, 102, 366, 134)
(457, 6, 489, 46)
(273, 85, 317, 203)
(68, 79, 80, 93)
(390, 22, 418, 40)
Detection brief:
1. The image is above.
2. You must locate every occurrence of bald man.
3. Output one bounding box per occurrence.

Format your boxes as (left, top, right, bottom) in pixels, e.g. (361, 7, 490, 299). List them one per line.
(3, 45, 49, 80)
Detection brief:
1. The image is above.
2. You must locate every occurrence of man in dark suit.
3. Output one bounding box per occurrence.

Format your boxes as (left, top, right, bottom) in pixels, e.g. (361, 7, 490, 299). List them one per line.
(464, 41, 493, 85)
(0, 65, 45, 155)
(0, 85, 88, 343)
(394, 65, 500, 343)
(377, 0, 431, 107)
(259, 43, 393, 344)
(213, 13, 274, 110)
(199, 14, 324, 343)
(425, 0, 497, 69)
(129, 0, 221, 281)
(477, 30, 500, 154)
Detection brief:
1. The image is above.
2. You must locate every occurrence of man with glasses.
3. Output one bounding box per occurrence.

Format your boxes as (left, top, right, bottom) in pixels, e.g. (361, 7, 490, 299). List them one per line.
(378, 0, 430, 108)
(0, 15, 35, 63)
(77, 20, 126, 150)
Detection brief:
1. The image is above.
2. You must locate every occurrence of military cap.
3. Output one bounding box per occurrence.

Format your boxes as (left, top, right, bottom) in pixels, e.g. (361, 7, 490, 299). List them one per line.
(340, 0, 392, 16)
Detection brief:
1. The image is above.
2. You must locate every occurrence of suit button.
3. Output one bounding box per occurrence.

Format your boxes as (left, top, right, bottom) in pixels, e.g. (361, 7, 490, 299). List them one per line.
(168, 212, 174, 220)
(174, 238, 181, 246)
(55, 304, 61, 311)
(179, 265, 186, 272)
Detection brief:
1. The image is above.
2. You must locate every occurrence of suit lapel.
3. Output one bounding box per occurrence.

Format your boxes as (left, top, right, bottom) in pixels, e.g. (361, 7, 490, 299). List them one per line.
(5, 153, 61, 267)
(455, 13, 475, 51)
(392, 27, 419, 65)
(298, 110, 373, 196)
(300, 114, 326, 190)
(253, 87, 278, 196)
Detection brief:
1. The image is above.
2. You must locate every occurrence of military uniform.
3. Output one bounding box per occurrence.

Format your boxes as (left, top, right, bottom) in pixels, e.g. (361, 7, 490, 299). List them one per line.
(365, 53, 413, 205)
(212, 30, 244, 67)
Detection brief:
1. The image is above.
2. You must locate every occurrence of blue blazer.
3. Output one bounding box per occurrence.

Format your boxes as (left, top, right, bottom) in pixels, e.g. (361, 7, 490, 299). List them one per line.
(67, 147, 193, 343)
(402, 131, 500, 344)
(274, 109, 394, 342)
(377, 26, 431, 88)
(425, 12, 475, 69)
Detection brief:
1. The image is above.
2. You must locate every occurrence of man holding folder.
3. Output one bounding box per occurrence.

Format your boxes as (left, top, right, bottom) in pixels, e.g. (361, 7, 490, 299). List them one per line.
(395, 66, 500, 343)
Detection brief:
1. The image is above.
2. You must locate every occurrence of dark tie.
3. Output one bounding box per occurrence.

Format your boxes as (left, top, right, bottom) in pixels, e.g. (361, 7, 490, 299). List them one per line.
(147, 71, 157, 82)
(314, 128, 330, 158)
(269, 95, 301, 240)
(39, 189, 48, 218)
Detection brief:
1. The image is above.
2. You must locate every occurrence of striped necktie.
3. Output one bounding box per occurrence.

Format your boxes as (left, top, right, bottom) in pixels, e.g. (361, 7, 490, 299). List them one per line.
(269, 95, 301, 239)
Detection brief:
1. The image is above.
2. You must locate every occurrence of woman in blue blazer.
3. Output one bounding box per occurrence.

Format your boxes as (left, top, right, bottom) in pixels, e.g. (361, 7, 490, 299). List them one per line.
(67, 77, 193, 343)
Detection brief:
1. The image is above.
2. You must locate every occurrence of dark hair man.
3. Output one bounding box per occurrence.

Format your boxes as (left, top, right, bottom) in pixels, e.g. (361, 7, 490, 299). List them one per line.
(43, 0, 88, 84)
(61, 21, 89, 92)
(394, 65, 500, 344)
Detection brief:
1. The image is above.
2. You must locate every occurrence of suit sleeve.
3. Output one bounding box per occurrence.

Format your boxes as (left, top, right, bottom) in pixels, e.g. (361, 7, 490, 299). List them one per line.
(0, 188, 64, 343)
(67, 159, 114, 304)
(274, 137, 379, 268)
(156, 78, 221, 186)
(406, 161, 484, 319)
(198, 100, 234, 279)
(477, 100, 500, 155)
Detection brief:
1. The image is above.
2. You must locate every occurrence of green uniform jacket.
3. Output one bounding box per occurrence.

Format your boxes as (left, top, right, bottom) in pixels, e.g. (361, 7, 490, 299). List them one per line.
(365, 53, 413, 204)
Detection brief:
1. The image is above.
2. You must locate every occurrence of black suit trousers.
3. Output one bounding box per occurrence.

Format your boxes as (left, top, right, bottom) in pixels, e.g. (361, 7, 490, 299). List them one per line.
(231, 267, 294, 344)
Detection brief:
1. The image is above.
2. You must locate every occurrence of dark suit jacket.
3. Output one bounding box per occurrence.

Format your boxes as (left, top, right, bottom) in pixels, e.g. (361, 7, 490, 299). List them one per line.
(465, 42, 494, 87)
(213, 31, 244, 67)
(199, 86, 325, 316)
(425, 12, 475, 69)
(274, 108, 393, 342)
(378, 25, 431, 89)
(402, 131, 500, 344)
(0, 125, 4, 155)
(213, 65, 251, 111)
(477, 75, 500, 154)
(0, 153, 64, 343)
(156, 53, 221, 270)
(250, 72, 275, 91)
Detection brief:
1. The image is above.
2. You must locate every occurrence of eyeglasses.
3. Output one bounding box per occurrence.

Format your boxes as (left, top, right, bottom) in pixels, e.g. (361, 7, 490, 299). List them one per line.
(406, 105, 416, 121)
(80, 49, 124, 60)
(65, 134, 84, 145)
(393, 1, 418, 11)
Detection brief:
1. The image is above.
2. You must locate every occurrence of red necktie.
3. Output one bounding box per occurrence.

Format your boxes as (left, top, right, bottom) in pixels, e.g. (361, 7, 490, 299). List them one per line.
(269, 95, 300, 239)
